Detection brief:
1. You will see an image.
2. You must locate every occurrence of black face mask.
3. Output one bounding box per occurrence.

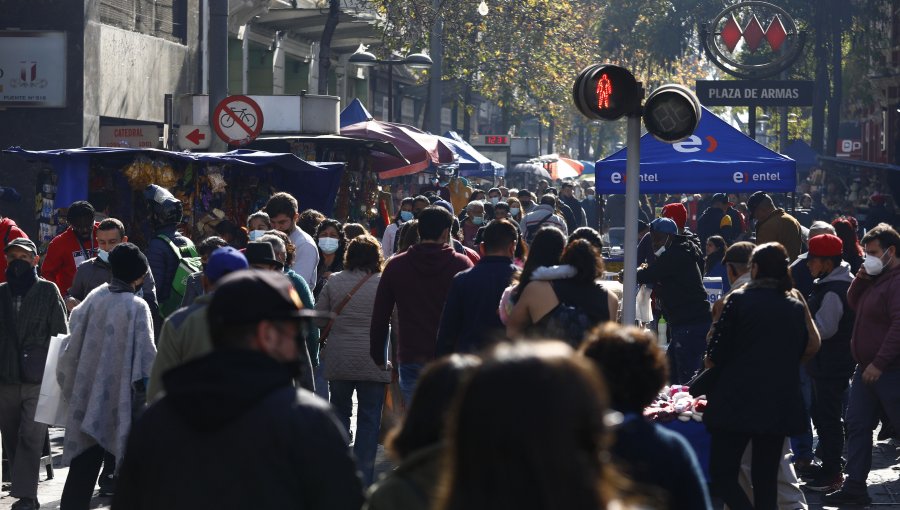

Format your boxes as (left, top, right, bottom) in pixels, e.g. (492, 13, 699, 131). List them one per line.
(6, 259, 37, 296)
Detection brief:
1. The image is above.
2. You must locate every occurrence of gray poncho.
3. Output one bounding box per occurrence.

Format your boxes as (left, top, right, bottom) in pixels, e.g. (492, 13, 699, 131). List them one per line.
(57, 281, 157, 465)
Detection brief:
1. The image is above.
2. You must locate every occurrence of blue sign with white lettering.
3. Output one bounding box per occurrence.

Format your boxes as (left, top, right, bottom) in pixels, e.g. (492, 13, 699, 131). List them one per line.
(596, 107, 796, 194)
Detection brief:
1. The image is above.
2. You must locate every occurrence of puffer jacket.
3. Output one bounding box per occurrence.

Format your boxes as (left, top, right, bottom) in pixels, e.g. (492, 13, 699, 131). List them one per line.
(316, 270, 390, 383)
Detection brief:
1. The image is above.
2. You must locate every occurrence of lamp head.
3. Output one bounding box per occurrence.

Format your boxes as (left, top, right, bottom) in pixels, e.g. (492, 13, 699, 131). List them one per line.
(404, 51, 433, 69)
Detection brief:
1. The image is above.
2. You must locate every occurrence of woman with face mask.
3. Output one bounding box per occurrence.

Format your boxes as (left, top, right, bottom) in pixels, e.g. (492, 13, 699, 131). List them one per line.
(382, 198, 414, 259)
(314, 219, 345, 299)
(246, 211, 272, 242)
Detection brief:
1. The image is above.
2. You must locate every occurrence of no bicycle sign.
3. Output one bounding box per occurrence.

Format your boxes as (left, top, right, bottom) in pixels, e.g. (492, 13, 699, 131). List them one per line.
(213, 95, 265, 146)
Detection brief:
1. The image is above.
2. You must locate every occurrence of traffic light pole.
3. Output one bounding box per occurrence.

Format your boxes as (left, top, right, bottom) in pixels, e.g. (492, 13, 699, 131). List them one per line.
(622, 111, 642, 325)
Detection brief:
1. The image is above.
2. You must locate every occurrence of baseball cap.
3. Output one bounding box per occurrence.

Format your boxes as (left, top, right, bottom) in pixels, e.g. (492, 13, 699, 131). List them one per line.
(207, 269, 327, 329)
(245, 242, 283, 269)
(808, 234, 843, 258)
(711, 193, 729, 205)
(206, 246, 249, 284)
(650, 217, 678, 235)
(747, 191, 770, 215)
(4, 238, 36, 254)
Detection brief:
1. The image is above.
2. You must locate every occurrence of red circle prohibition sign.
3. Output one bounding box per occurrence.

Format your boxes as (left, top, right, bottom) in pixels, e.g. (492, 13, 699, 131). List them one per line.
(213, 95, 265, 146)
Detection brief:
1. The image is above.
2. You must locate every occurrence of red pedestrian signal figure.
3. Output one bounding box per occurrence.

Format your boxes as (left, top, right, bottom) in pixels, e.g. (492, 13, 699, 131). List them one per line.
(596, 73, 612, 110)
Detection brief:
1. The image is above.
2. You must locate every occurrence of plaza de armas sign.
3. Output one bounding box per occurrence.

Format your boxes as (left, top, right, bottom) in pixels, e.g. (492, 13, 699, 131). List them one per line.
(697, 1, 812, 139)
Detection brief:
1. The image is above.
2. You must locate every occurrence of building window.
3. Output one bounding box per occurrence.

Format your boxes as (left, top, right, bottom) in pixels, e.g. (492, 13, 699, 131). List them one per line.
(100, 0, 187, 43)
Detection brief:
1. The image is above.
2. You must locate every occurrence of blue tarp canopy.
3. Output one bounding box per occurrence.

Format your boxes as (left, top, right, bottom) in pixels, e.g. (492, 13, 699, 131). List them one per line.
(596, 107, 796, 194)
(340, 98, 374, 128)
(783, 139, 819, 172)
(3, 146, 345, 216)
(441, 131, 505, 178)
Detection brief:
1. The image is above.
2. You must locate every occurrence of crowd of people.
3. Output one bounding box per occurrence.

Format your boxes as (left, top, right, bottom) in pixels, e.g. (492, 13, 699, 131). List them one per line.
(0, 177, 896, 510)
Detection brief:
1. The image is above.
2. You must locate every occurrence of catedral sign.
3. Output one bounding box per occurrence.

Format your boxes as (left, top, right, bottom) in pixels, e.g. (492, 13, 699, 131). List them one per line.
(696, 80, 813, 107)
(99, 125, 161, 148)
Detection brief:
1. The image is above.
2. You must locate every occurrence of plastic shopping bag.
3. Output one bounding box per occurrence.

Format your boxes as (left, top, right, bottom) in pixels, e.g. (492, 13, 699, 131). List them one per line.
(636, 284, 654, 324)
(34, 334, 68, 427)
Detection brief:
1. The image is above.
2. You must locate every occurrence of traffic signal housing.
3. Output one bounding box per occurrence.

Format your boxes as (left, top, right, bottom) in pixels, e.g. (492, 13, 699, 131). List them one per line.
(572, 64, 641, 121)
(643, 84, 702, 143)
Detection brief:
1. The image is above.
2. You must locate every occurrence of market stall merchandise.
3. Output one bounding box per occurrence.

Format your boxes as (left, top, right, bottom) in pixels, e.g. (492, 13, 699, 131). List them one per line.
(4, 147, 343, 252)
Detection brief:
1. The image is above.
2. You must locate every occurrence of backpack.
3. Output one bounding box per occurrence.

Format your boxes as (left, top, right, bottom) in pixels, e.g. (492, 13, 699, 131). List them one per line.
(540, 302, 594, 348)
(157, 234, 202, 317)
(524, 212, 554, 244)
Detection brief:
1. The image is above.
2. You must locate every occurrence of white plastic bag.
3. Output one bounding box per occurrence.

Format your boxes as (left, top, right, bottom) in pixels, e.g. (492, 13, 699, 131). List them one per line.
(34, 334, 68, 427)
(636, 284, 654, 324)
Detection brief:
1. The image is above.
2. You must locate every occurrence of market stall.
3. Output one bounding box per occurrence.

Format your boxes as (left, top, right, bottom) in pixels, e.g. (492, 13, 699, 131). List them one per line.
(441, 131, 506, 182)
(4, 146, 344, 251)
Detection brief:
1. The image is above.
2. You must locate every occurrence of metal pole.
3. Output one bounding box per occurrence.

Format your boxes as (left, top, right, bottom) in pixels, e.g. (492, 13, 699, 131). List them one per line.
(748, 105, 757, 141)
(242, 24, 249, 94)
(208, 0, 228, 151)
(387, 63, 394, 123)
(201, 0, 209, 95)
(622, 113, 641, 325)
(427, 0, 443, 134)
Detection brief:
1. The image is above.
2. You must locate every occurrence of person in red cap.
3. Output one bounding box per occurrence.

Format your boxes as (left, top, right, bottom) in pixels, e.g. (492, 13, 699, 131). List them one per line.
(802, 234, 856, 492)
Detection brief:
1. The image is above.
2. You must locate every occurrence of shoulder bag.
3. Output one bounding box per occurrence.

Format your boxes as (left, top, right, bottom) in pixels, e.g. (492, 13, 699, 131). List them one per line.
(319, 273, 374, 347)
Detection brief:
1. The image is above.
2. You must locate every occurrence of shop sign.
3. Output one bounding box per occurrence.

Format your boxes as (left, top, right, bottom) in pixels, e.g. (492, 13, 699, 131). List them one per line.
(99, 125, 161, 148)
(836, 139, 862, 159)
(0, 31, 67, 108)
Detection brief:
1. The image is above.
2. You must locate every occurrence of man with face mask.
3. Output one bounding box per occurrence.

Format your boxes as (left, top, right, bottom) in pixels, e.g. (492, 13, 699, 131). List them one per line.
(0, 238, 68, 510)
(113, 269, 363, 510)
(461, 200, 485, 250)
(825, 223, 900, 506)
(802, 234, 856, 493)
(41, 200, 98, 295)
(636, 218, 711, 384)
(517, 189, 537, 215)
(57, 243, 157, 510)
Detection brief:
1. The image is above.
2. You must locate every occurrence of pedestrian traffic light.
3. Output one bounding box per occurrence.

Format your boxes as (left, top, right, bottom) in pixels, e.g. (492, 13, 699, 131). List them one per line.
(643, 84, 702, 143)
(572, 64, 641, 121)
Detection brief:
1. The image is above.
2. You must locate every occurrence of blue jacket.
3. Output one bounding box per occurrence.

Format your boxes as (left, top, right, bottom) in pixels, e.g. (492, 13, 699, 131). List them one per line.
(436, 256, 517, 355)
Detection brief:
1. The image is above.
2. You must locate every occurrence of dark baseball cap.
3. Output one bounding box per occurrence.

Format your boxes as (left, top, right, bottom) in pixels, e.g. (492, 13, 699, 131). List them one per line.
(205, 246, 249, 283)
(4, 238, 37, 254)
(711, 193, 729, 205)
(207, 269, 327, 330)
(746, 191, 770, 215)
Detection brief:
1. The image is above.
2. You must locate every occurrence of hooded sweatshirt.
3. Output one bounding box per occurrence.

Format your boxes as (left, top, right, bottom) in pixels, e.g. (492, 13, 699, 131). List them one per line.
(370, 242, 473, 365)
(112, 350, 364, 510)
(0, 217, 28, 284)
(636, 234, 711, 326)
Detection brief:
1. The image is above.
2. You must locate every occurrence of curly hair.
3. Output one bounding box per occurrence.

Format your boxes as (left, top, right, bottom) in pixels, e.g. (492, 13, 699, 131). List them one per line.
(579, 324, 668, 412)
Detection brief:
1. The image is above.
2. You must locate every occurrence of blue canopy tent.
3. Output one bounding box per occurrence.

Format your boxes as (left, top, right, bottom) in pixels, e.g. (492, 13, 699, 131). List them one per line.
(340, 98, 374, 128)
(441, 131, 505, 179)
(596, 107, 796, 194)
(4, 146, 345, 216)
(782, 139, 819, 175)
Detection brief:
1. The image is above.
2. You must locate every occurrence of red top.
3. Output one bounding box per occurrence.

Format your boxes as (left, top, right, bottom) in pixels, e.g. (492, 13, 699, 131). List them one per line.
(0, 217, 29, 283)
(41, 224, 98, 295)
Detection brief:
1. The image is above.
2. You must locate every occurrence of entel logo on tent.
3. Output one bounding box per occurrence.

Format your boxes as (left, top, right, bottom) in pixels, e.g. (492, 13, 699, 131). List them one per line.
(733, 171, 783, 184)
(673, 135, 718, 153)
(610, 172, 659, 184)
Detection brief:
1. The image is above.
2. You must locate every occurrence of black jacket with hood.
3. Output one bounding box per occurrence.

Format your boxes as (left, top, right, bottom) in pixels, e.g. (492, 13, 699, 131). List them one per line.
(112, 350, 364, 510)
(637, 234, 711, 326)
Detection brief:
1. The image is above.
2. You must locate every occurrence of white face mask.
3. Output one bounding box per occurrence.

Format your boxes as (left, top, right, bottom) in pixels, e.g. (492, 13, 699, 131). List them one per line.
(97, 249, 110, 263)
(318, 237, 340, 254)
(249, 229, 267, 241)
(863, 249, 893, 275)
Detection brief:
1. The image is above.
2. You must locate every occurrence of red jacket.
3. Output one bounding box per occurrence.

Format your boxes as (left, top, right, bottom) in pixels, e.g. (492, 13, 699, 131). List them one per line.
(370, 243, 473, 365)
(0, 217, 29, 283)
(41, 224, 98, 295)
(848, 264, 900, 372)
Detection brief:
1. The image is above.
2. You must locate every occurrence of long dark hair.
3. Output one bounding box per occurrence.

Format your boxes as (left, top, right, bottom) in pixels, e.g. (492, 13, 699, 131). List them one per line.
(832, 217, 863, 258)
(386, 355, 480, 461)
(512, 227, 566, 301)
(751, 242, 793, 293)
(705, 235, 727, 276)
(316, 218, 345, 269)
(436, 341, 617, 510)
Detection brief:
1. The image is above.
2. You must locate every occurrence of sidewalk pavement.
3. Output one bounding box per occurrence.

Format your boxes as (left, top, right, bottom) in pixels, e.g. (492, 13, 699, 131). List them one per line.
(2, 426, 896, 509)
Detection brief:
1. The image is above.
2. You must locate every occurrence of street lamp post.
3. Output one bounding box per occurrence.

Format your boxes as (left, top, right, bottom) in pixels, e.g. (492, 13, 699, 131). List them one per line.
(349, 47, 432, 123)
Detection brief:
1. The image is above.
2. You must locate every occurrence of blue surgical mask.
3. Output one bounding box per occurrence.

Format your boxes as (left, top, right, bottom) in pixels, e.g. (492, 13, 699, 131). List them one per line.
(98, 249, 110, 263)
(472, 216, 484, 226)
(510, 207, 521, 217)
(490, 197, 500, 205)
(318, 237, 340, 254)
(249, 229, 266, 241)
(400, 211, 414, 222)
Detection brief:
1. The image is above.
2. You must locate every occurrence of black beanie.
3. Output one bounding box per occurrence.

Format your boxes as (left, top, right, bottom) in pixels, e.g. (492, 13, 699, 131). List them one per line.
(109, 243, 149, 283)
